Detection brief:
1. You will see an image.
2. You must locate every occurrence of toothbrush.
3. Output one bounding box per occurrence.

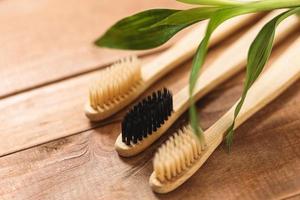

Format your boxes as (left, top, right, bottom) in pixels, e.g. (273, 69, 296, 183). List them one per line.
(85, 14, 257, 121)
(150, 37, 300, 193)
(115, 12, 299, 157)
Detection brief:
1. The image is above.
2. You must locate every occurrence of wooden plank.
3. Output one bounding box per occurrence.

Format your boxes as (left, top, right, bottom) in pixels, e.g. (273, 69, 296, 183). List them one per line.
(0, 40, 299, 199)
(0, 0, 184, 98)
(0, 20, 266, 157)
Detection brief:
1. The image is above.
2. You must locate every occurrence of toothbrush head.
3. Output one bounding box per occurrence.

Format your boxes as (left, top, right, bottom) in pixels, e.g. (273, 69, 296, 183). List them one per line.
(85, 56, 143, 121)
(150, 125, 208, 193)
(121, 88, 173, 145)
(153, 126, 202, 182)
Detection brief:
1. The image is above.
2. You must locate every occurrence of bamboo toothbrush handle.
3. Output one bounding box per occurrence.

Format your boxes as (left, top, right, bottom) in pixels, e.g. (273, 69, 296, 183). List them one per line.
(150, 19, 300, 195)
(141, 14, 257, 83)
(173, 13, 300, 114)
(152, 38, 300, 194)
(205, 36, 300, 154)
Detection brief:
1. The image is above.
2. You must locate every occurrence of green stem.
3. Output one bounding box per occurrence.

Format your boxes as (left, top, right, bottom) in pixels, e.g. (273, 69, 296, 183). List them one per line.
(240, 0, 300, 12)
(177, 0, 249, 6)
(179, 0, 300, 7)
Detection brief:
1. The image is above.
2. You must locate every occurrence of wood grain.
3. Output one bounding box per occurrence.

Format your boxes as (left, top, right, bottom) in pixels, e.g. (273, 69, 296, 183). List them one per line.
(0, 64, 299, 200)
(0, 1, 299, 199)
(0, 29, 299, 200)
(0, 0, 184, 99)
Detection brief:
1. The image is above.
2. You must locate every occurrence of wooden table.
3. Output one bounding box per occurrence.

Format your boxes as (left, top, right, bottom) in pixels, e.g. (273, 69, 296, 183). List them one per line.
(0, 1, 299, 199)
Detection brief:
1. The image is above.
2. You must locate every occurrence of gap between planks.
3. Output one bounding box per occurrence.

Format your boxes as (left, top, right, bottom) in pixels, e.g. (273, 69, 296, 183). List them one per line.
(0, 73, 299, 200)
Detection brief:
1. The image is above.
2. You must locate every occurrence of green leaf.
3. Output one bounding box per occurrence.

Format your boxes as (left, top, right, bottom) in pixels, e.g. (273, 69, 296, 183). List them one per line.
(177, 0, 245, 6)
(188, 5, 252, 139)
(225, 7, 300, 150)
(95, 8, 216, 50)
(151, 7, 218, 27)
(189, 102, 203, 137)
(95, 9, 178, 50)
(188, 1, 300, 144)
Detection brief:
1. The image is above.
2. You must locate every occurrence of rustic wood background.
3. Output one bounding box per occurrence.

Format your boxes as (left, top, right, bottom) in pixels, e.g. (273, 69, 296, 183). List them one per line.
(0, 0, 299, 199)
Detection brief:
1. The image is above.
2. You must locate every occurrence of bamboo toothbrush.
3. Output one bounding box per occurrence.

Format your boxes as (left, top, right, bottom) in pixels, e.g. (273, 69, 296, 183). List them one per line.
(150, 37, 300, 193)
(115, 12, 299, 157)
(85, 14, 257, 121)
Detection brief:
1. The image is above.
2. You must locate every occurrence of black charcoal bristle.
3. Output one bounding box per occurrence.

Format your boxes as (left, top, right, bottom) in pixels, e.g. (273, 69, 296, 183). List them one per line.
(121, 88, 173, 145)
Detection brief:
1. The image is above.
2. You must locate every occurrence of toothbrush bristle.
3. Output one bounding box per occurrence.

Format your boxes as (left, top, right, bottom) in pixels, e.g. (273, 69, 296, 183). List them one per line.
(89, 56, 142, 111)
(122, 88, 173, 145)
(153, 126, 203, 182)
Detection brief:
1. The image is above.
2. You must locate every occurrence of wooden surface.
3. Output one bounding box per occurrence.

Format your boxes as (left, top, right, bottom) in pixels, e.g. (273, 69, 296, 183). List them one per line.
(0, 1, 300, 200)
(0, 0, 184, 99)
(0, 0, 189, 157)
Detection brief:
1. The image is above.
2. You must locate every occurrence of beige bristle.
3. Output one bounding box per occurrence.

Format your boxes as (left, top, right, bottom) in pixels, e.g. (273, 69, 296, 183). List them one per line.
(89, 56, 142, 111)
(153, 126, 204, 182)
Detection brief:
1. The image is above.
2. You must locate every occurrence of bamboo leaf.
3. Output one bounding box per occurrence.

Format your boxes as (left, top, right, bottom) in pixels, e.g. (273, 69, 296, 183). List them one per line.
(188, 4, 257, 139)
(95, 8, 216, 50)
(188, 1, 300, 145)
(151, 7, 218, 27)
(95, 9, 178, 49)
(225, 7, 300, 150)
